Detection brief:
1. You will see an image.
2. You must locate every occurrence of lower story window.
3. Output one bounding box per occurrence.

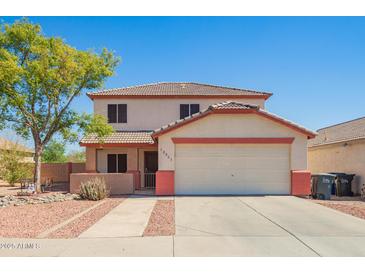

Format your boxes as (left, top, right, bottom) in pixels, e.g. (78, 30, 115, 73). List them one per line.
(107, 154, 127, 173)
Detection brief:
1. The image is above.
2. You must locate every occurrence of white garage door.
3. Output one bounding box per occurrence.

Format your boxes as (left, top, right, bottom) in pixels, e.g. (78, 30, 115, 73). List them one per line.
(175, 144, 290, 195)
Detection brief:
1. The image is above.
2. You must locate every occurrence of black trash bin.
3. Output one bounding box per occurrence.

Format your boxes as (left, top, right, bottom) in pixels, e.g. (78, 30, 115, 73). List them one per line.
(311, 173, 335, 200)
(329, 173, 355, 197)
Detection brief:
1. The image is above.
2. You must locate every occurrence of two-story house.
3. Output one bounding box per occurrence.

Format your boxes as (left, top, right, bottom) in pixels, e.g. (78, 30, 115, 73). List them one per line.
(72, 82, 316, 196)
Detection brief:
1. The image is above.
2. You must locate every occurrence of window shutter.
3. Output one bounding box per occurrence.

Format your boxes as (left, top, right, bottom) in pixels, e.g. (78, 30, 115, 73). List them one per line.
(190, 104, 200, 115)
(107, 104, 117, 123)
(117, 154, 127, 173)
(118, 104, 127, 123)
(107, 154, 117, 173)
(180, 104, 190, 119)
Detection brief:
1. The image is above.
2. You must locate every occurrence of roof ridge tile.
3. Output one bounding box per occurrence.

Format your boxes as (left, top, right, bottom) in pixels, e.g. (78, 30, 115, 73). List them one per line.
(87, 82, 273, 97)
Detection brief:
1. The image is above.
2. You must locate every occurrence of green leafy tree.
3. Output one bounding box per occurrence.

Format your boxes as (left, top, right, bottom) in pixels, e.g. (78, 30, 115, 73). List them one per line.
(66, 149, 86, 163)
(79, 113, 114, 143)
(0, 18, 119, 191)
(0, 143, 33, 186)
(42, 140, 67, 163)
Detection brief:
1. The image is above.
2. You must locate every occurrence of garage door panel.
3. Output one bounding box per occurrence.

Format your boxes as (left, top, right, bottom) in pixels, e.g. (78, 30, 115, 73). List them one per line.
(176, 156, 289, 170)
(176, 170, 289, 186)
(175, 182, 288, 195)
(175, 144, 290, 195)
(245, 183, 289, 195)
(176, 145, 289, 158)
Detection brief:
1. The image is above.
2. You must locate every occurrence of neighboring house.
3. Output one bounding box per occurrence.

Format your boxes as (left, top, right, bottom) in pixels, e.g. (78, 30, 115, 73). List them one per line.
(308, 117, 365, 194)
(74, 82, 316, 195)
(0, 137, 34, 163)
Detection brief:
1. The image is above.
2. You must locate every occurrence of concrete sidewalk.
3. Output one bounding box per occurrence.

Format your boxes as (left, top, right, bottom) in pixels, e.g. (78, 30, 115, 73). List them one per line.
(79, 197, 156, 238)
(0, 237, 173, 257)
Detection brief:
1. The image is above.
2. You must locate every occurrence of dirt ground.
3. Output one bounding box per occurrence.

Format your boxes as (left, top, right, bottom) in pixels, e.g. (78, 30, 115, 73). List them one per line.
(0, 181, 22, 196)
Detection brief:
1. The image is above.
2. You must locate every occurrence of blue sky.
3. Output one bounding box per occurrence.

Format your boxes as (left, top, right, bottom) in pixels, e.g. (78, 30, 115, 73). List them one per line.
(1, 16, 365, 152)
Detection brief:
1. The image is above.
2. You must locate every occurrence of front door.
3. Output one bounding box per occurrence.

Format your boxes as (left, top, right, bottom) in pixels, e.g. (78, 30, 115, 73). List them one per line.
(144, 151, 158, 188)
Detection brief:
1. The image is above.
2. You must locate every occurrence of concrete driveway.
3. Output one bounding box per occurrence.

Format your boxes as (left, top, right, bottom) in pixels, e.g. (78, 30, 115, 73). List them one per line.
(174, 196, 365, 256)
(2, 196, 365, 256)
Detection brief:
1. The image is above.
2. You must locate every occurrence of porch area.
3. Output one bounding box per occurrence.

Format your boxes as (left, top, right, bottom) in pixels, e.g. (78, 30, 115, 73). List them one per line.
(70, 145, 158, 195)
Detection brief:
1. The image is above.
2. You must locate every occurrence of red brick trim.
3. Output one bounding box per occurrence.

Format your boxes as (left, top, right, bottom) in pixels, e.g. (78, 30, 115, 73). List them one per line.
(155, 170, 174, 196)
(172, 137, 295, 144)
(291, 170, 311, 196)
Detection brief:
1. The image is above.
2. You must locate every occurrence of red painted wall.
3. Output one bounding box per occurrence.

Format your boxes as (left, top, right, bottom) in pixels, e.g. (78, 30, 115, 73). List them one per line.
(291, 170, 311, 196)
(156, 170, 174, 195)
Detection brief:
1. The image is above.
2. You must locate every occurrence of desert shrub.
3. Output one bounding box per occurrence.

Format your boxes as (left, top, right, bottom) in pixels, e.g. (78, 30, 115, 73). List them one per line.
(80, 177, 109, 200)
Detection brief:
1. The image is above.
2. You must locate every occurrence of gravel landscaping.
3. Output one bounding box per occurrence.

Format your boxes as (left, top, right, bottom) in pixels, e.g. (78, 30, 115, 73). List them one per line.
(0, 193, 80, 208)
(0, 199, 98, 238)
(311, 198, 365, 220)
(143, 200, 175, 236)
(49, 197, 124, 238)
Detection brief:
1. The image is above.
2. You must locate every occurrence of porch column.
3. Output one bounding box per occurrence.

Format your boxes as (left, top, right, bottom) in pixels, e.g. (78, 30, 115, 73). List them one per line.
(85, 147, 97, 173)
(291, 170, 311, 196)
(156, 171, 174, 195)
(127, 148, 141, 190)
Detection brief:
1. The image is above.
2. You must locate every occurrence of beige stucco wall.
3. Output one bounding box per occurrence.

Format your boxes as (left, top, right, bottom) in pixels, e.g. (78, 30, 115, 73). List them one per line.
(70, 173, 134, 195)
(93, 147, 157, 175)
(96, 147, 138, 173)
(93, 98, 266, 131)
(308, 139, 365, 194)
(85, 147, 97, 172)
(158, 113, 308, 171)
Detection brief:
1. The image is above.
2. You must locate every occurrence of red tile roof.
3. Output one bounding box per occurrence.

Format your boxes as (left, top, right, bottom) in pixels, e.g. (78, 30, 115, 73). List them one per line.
(87, 82, 272, 99)
(210, 101, 260, 110)
(80, 131, 154, 146)
(308, 117, 365, 147)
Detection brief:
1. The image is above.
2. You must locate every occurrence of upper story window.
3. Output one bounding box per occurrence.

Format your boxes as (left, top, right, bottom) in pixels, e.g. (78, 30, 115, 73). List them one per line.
(108, 104, 127, 123)
(180, 104, 200, 119)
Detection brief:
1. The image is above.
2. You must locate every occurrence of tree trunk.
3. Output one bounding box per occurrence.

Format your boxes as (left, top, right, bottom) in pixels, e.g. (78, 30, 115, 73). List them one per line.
(33, 146, 43, 193)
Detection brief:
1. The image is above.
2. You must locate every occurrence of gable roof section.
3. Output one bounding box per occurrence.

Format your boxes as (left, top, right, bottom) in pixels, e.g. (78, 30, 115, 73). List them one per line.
(80, 131, 155, 147)
(87, 82, 272, 99)
(152, 101, 317, 139)
(308, 116, 365, 147)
